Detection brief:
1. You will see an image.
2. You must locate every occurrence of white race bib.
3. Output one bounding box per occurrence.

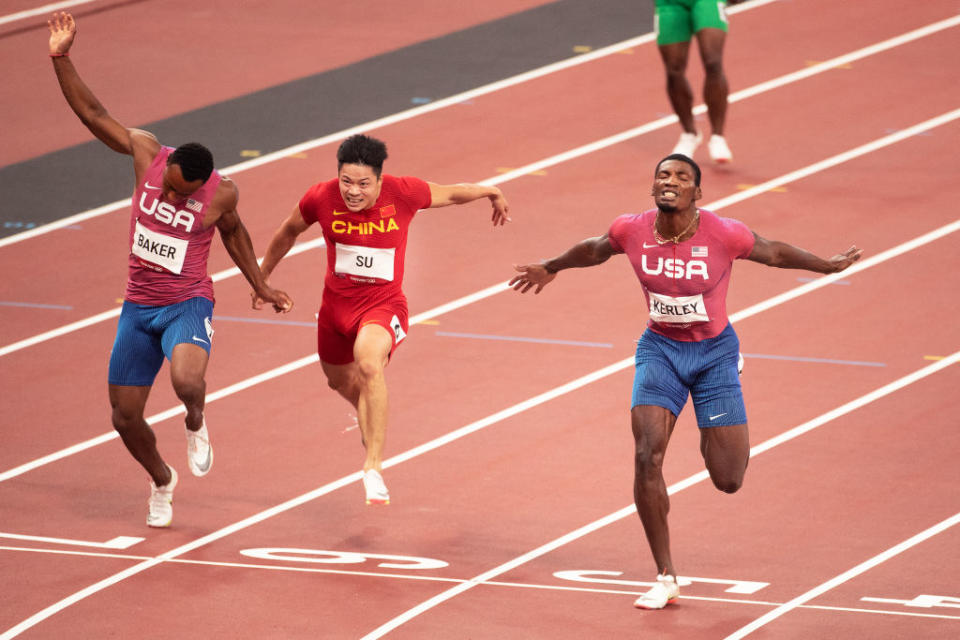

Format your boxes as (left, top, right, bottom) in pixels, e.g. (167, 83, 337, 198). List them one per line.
(648, 292, 709, 324)
(132, 220, 189, 274)
(334, 243, 395, 282)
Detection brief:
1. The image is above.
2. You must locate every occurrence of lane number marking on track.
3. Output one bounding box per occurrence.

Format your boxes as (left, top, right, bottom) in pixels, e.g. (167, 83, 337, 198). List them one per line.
(554, 569, 769, 595)
(239, 548, 448, 570)
(861, 594, 960, 609)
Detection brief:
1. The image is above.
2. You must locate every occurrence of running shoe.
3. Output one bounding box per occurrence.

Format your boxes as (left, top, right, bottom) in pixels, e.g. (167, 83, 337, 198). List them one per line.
(672, 132, 702, 159)
(363, 469, 390, 505)
(186, 418, 213, 477)
(147, 466, 178, 528)
(634, 574, 680, 610)
(708, 135, 733, 163)
(738, 352, 745, 376)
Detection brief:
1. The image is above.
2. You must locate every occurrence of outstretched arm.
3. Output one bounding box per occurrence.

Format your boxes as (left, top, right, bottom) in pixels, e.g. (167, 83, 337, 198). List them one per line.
(747, 233, 863, 273)
(48, 12, 141, 156)
(215, 184, 293, 313)
(510, 234, 619, 294)
(251, 205, 310, 310)
(427, 182, 510, 226)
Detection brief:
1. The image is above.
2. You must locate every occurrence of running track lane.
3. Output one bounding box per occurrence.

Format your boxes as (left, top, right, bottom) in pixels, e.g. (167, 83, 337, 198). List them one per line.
(1, 124, 960, 636)
(1, 2, 960, 636)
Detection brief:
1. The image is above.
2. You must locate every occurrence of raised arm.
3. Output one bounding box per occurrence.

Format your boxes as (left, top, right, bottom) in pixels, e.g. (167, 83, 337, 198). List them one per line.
(510, 233, 620, 294)
(427, 182, 510, 226)
(251, 205, 311, 310)
(214, 182, 293, 312)
(747, 233, 862, 274)
(48, 11, 142, 156)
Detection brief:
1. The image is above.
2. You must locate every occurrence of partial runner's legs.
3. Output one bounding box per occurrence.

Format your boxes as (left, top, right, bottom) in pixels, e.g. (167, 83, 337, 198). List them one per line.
(321, 323, 393, 472)
(631, 404, 680, 577)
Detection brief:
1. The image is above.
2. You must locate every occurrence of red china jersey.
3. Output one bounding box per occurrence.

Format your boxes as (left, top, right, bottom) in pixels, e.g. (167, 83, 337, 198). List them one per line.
(299, 174, 432, 300)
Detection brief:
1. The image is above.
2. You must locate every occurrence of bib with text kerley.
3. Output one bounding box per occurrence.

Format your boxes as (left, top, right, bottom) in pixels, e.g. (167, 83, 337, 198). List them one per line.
(132, 220, 189, 274)
(334, 243, 396, 282)
(648, 292, 710, 324)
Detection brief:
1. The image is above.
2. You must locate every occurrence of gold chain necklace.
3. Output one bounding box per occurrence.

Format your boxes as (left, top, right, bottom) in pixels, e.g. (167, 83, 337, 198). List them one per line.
(654, 210, 700, 244)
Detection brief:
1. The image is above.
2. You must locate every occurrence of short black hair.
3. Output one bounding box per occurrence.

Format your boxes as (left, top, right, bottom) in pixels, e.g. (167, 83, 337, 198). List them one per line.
(655, 153, 701, 186)
(168, 142, 214, 183)
(337, 134, 388, 177)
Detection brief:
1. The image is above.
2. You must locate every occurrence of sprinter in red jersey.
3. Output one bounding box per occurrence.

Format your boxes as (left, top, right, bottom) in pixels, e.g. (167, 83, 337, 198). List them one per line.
(48, 12, 291, 527)
(510, 154, 861, 610)
(254, 134, 509, 505)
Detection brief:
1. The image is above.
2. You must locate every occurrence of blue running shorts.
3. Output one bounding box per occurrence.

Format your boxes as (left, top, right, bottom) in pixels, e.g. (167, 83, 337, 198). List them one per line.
(108, 297, 214, 386)
(632, 323, 746, 428)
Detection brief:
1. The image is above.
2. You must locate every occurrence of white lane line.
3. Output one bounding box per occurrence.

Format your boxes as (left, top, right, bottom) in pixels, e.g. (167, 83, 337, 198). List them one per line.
(2, 108, 958, 483)
(2, 17, 957, 362)
(0, 0, 96, 27)
(0, 532, 143, 550)
(4, 545, 960, 622)
(0, 0, 787, 247)
(359, 351, 960, 639)
(2, 14, 958, 356)
(0, 236, 325, 358)
(724, 511, 960, 639)
(3, 4, 954, 254)
(5, 184, 960, 640)
(0, 284, 508, 483)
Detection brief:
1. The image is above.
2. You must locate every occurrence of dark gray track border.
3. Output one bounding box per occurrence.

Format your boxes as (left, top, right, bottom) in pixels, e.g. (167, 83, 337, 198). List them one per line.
(0, 0, 653, 237)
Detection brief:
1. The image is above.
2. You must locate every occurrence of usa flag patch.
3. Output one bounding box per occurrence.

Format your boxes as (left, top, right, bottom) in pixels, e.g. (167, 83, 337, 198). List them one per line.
(692, 246, 708, 257)
(186, 199, 203, 213)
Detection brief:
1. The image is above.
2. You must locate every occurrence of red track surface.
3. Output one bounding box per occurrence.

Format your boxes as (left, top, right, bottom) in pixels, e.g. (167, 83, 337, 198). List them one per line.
(2, 0, 959, 638)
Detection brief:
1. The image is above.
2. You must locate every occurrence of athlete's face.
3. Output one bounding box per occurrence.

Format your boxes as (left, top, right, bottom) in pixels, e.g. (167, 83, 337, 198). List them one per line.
(652, 160, 701, 214)
(161, 163, 204, 204)
(338, 163, 382, 212)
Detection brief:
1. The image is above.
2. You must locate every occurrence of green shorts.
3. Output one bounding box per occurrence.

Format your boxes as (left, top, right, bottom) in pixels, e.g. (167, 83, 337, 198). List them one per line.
(655, 0, 729, 46)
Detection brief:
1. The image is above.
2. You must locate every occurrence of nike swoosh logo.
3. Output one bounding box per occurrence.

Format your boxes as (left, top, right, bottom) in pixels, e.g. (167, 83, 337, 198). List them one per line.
(709, 413, 727, 421)
(144, 181, 162, 190)
(332, 210, 350, 216)
(643, 242, 659, 248)
(191, 335, 209, 345)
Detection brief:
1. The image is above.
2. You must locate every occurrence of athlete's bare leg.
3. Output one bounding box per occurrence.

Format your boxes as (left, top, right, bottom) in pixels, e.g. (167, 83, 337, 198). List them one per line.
(170, 343, 209, 432)
(109, 384, 172, 486)
(699, 422, 749, 493)
(694, 28, 729, 137)
(322, 324, 393, 472)
(632, 404, 679, 577)
(658, 40, 696, 134)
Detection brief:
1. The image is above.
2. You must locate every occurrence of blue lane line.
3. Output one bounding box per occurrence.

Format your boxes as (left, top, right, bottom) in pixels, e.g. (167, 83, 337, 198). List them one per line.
(743, 353, 886, 367)
(796, 277, 851, 285)
(0, 301, 73, 310)
(435, 331, 614, 348)
(213, 315, 315, 327)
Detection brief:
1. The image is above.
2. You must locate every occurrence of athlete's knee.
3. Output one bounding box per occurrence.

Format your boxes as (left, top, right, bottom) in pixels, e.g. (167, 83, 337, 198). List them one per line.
(701, 55, 725, 79)
(111, 404, 142, 433)
(715, 476, 742, 494)
(634, 442, 666, 481)
(172, 375, 205, 406)
(664, 63, 688, 83)
(709, 465, 746, 494)
(354, 356, 385, 385)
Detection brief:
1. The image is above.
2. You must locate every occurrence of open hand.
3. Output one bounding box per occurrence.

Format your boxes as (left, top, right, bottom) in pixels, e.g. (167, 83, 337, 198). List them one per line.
(48, 11, 77, 55)
(490, 191, 511, 226)
(828, 245, 863, 273)
(509, 263, 556, 294)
